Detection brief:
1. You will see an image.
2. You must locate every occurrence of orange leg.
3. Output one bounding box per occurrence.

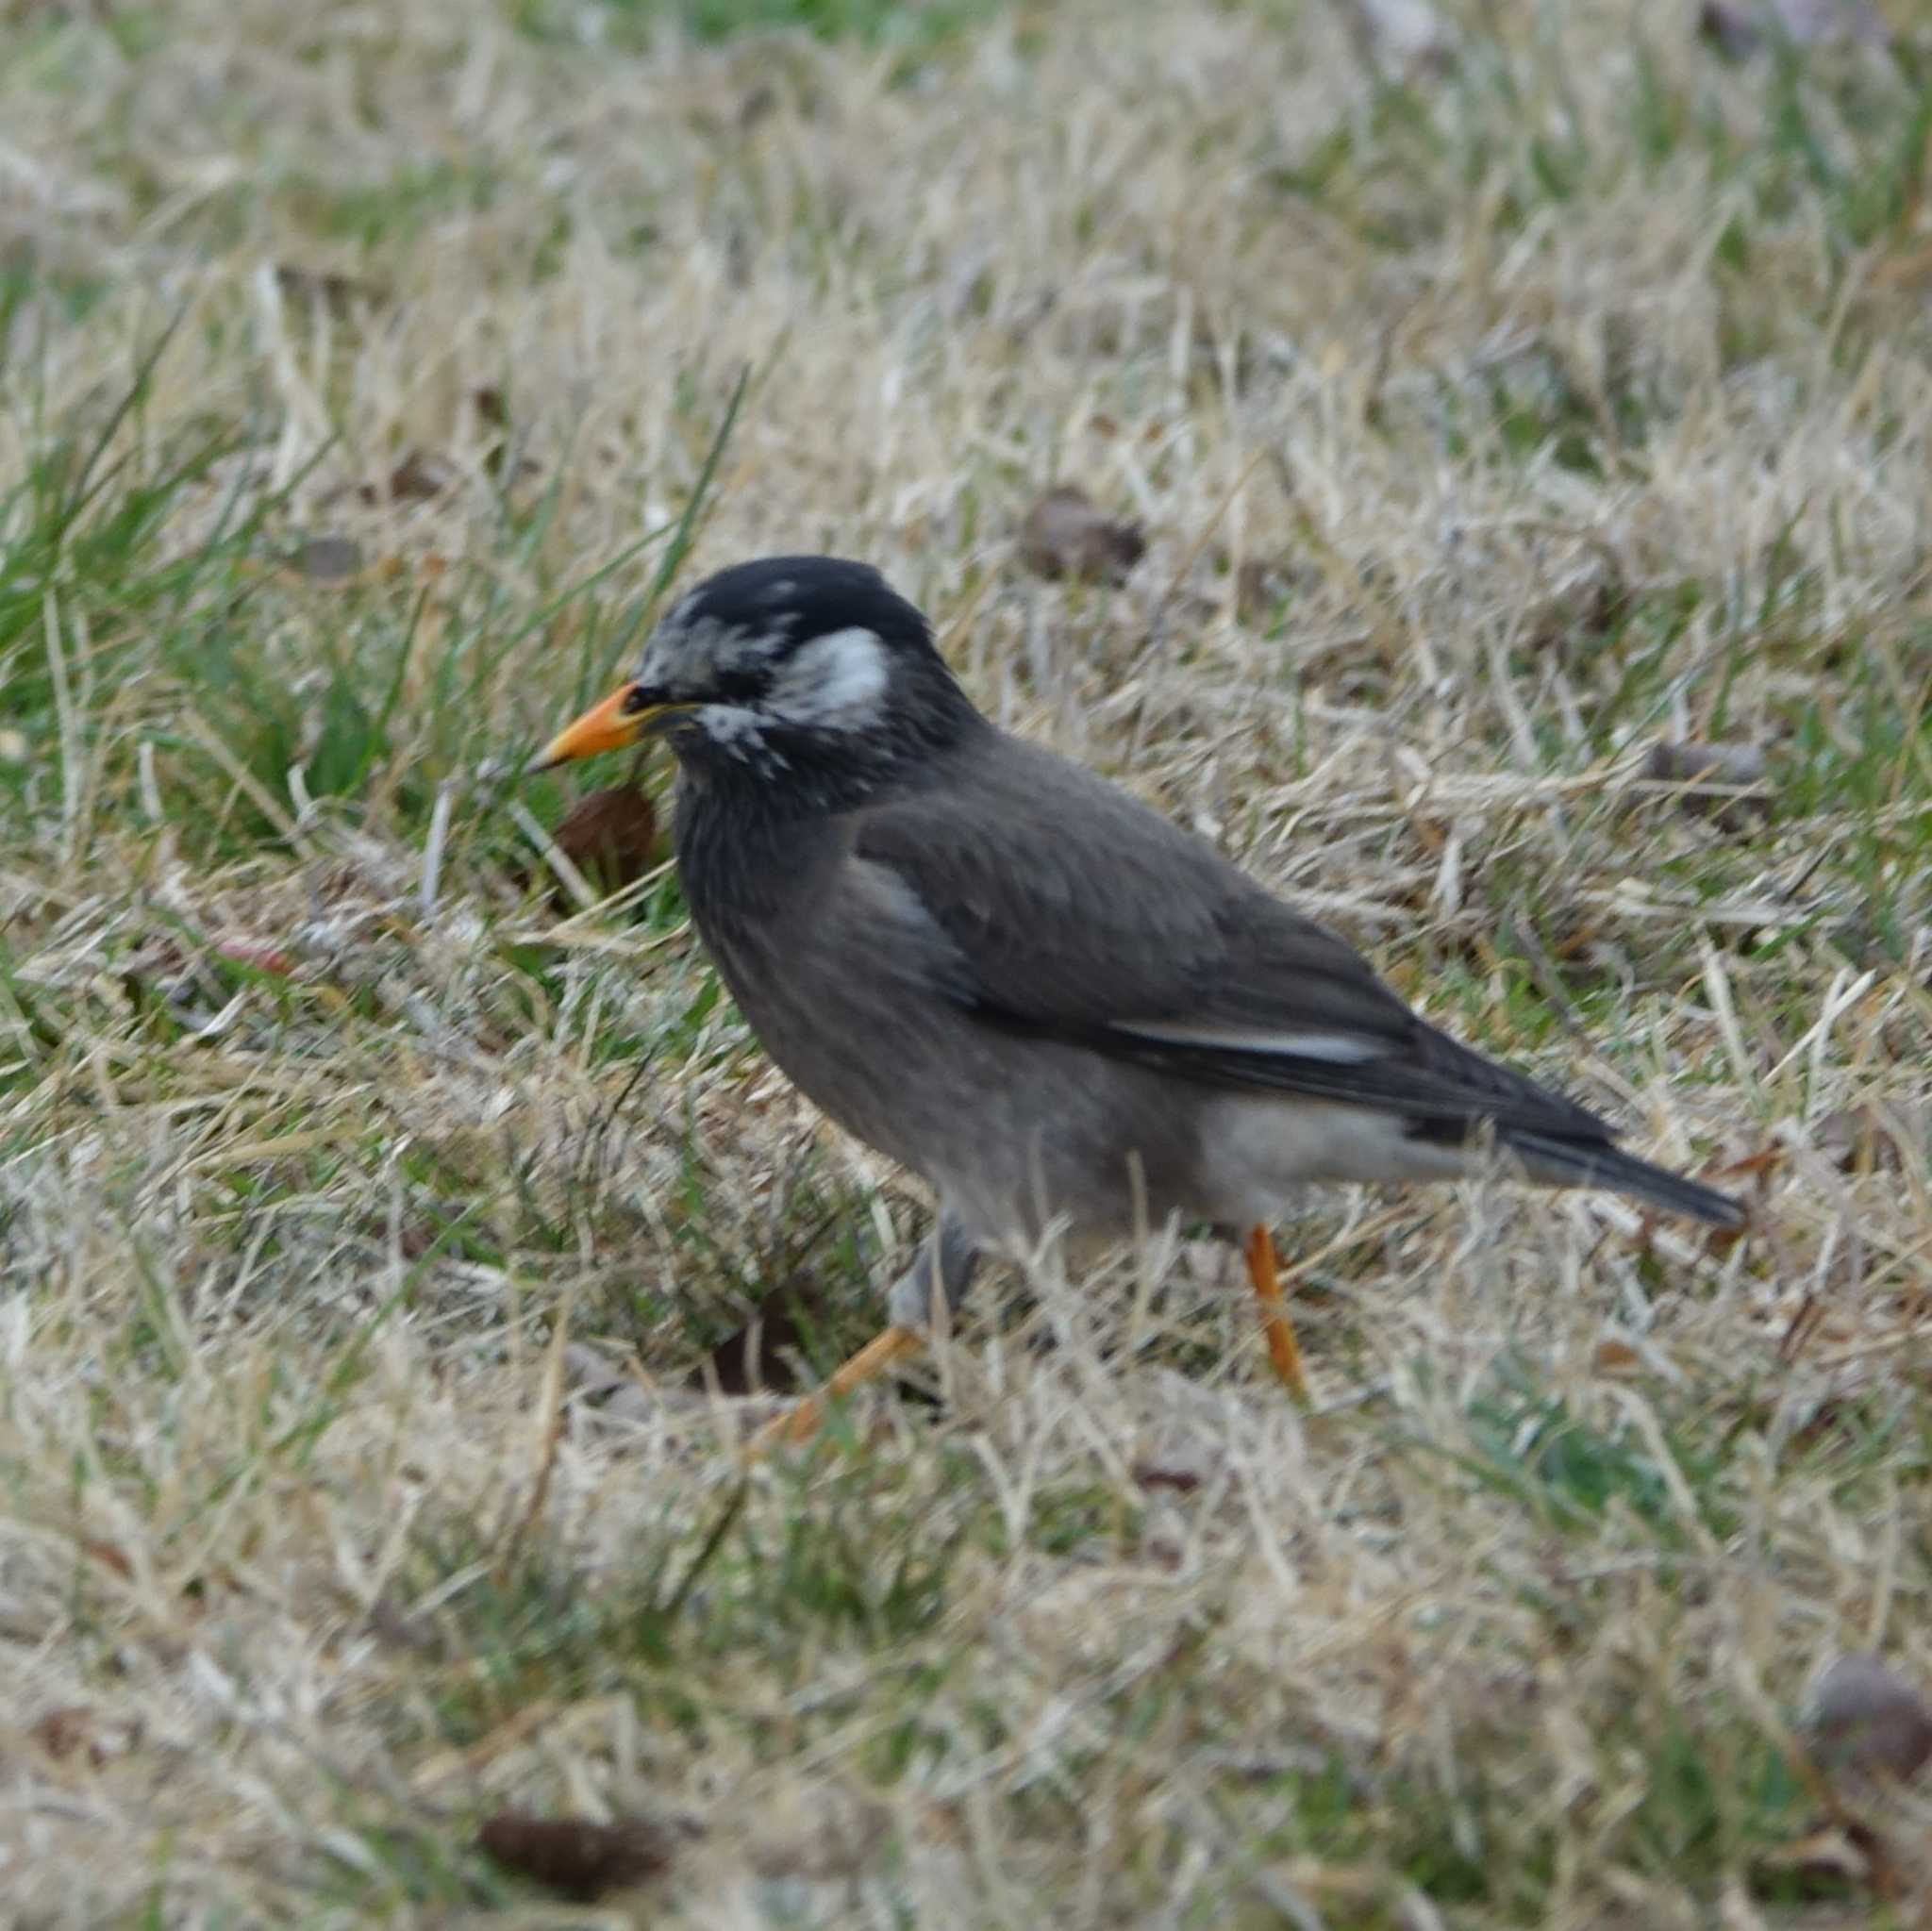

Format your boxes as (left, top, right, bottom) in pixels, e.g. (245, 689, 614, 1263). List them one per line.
(744, 1324, 925, 1460)
(1244, 1224, 1309, 1402)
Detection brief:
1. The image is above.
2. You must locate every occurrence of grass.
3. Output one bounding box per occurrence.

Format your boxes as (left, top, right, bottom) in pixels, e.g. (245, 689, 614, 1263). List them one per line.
(2, 0, 1932, 1922)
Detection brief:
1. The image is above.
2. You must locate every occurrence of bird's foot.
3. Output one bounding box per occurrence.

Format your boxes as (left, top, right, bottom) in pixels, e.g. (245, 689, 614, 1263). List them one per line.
(742, 1323, 926, 1460)
(1243, 1224, 1310, 1402)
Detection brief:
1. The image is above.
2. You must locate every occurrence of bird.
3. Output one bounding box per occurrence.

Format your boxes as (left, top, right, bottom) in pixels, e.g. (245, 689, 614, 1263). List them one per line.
(531, 555, 1743, 1450)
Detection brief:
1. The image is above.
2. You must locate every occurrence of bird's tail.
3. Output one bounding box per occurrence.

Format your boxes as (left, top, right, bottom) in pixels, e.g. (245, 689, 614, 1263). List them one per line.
(1501, 1129, 1745, 1228)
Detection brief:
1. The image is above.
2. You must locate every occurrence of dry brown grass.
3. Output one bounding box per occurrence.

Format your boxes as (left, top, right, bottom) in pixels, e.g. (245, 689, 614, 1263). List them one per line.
(2, 0, 1931, 1922)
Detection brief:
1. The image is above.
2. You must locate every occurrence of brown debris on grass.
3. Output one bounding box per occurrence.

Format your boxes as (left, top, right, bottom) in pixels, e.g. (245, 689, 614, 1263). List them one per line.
(476, 1808, 677, 1901)
(1806, 1655, 1932, 1787)
(549, 783, 663, 900)
(284, 533, 365, 582)
(1641, 737, 1774, 815)
(1017, 485, 1147, 584)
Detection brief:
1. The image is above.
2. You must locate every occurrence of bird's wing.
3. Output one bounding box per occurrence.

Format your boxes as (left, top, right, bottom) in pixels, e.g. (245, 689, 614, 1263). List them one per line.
(851, 731, 1612, 1140)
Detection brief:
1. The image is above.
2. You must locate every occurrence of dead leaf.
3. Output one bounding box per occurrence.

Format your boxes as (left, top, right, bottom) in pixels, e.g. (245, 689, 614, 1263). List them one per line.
(1640, 740, 1773, 829)
(1806, 1655, 1932, 1784)
(1132, 1460, 1205, 1494)
(29, 1706, 142, 1767)
(1699, 1, 1760, 52)
(1699, 0, 1889, 57)
(1019, 487, 1145, 585)
(475, 1810, 675, 1901)
(1641, 739, 1770, 790)
(550, 786, 660, 899)
(288, 535, 364, 583)
(364, 452, 451, 504)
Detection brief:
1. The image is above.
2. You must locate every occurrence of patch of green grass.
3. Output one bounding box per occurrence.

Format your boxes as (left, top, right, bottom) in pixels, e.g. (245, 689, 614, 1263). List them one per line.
(1393, 1355, 1734, 1546)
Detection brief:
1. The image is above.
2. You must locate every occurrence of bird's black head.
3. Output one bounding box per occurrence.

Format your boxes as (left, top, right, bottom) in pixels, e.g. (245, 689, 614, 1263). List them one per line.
(532, 556, 979, 799)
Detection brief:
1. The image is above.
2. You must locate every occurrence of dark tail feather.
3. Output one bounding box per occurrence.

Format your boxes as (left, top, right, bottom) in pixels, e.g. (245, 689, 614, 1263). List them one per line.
(1501, 1129, 1745, 1228)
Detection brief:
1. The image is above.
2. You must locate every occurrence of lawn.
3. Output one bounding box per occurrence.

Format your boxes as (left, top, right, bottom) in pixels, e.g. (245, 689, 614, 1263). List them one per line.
(2, 0, 1930, 1922)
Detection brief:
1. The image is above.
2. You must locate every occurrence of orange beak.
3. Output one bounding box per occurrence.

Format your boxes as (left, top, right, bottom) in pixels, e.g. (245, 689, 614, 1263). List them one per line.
(528, 684, 664, 774)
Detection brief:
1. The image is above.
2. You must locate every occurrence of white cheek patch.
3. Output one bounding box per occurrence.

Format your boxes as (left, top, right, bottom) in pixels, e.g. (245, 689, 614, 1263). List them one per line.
(694, 705, 773, 761)
(767, 626, 890, 729)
